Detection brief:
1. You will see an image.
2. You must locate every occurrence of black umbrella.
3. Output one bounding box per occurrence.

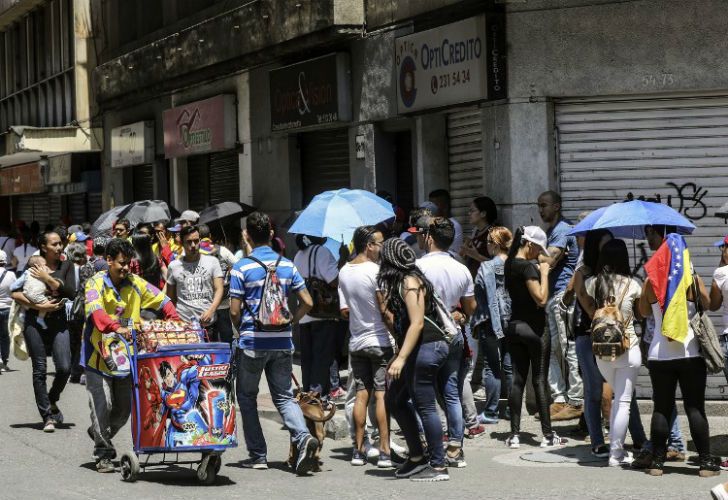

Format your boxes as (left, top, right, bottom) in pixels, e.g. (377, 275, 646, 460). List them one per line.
(198, 201, 255, 224)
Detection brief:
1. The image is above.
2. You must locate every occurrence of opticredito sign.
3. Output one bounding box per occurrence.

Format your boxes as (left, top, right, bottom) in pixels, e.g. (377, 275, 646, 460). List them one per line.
(395, 14, 506, 113)
(163, 95, 236, 159)
(269, 53, 352, 131)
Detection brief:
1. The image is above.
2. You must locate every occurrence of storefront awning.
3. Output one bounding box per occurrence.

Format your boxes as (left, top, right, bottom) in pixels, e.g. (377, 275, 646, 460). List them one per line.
(0, 125, 103, 168)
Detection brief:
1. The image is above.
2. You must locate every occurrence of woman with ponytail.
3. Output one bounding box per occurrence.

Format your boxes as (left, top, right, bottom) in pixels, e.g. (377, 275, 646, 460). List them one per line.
(377, 238, 450, 482)
(504, 226, 567, 449)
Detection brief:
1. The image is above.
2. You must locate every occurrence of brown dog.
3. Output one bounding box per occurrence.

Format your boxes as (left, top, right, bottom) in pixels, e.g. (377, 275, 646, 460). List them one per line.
(287, 390, 336, 472)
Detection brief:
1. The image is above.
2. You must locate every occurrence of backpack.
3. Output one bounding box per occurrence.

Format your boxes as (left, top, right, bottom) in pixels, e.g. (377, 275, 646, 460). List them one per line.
(304, 245, 340, 319)
(399, 283, 459, 344)
(212, 246, 232, 299)
(242, 255, 293, 332)
(591, 277, 632, 360)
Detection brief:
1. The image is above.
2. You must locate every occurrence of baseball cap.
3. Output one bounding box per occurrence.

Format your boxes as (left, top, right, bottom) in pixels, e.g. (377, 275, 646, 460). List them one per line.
(68, 231, 89, 243)
(0, 250, 6, 264)
(714, 236, 728, 247)
(419, 201, 439, 215)
(407, 213, 432, 234)
(68, 224, 83, 234)
(167, 223, 182, 233)
(176, 210, 199, 224)
(522, 226, 549, 255)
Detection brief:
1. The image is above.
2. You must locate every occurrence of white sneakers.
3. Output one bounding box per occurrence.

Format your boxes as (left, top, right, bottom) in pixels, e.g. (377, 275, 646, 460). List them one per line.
(540, 433, 568, 448)
(712, 483, 728, 500)
(506, 434, 520, 449)
(608, 451, 634, 467)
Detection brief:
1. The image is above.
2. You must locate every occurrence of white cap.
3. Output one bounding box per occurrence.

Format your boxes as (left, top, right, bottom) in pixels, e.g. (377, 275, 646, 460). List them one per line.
(177, 210, 200, 223)
(522, 226, 549, 255)
(0, 250, 6, 264)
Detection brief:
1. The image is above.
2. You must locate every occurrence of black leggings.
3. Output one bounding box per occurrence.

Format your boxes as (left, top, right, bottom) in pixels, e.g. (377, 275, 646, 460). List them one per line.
(648, 357, 710, 458)
(506, 320, 552, 437)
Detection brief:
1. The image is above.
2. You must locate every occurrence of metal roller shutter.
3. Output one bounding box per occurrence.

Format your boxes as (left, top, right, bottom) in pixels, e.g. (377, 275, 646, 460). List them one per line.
(87, 192, 102, 223)
(68, 194, 86, 224)
(556, 94, 728, 399)
(32, 195, 50, 228)
(13, 196, 34, 226)
(186, 154, 208, 213)
(209, 150, 239, 205)
(48, 196, 62, 227)
(133, 164, 154, 202)
(299, 129, 350, 205)
(447, 108, 483, 231)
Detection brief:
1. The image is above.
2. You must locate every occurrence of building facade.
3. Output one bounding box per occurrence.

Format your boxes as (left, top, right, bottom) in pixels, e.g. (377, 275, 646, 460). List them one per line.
(0, 0, 102, 227)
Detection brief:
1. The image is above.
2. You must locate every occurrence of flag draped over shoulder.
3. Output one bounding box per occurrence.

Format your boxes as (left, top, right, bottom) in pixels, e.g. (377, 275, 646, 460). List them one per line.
(644, 233, 693, 343)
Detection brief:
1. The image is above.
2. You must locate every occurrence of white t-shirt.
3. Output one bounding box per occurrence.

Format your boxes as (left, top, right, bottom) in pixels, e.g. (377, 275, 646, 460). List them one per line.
(713, 265, 728, 333)
(293, 245, 339, 324)
(0, 237, 16, 265)
(0, 266, 17, 310)
(416, 251, 474, 311)
(13, 243, 38, 272)
(648, 300, 700, 361)
(338, 261, 391, 351)
(585, 275, 642, 348)
(449, 217, 464, 261)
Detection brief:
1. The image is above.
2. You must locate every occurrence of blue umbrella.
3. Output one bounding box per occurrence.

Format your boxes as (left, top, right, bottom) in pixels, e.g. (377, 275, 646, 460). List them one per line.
(288, 189, 394, 244)
(568, 200, 696, 239)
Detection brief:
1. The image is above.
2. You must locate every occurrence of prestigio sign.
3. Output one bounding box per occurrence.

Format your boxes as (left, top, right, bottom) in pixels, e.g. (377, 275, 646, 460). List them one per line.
(269, 53, 352, 131)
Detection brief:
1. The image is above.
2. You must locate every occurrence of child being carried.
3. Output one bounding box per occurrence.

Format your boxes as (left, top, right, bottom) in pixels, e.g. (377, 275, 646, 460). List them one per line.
(23, 255, 52, 329)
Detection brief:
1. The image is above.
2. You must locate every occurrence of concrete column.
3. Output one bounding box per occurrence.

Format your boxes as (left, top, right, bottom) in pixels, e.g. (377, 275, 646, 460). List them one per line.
(350, 124, 375, 191)
(236, 73, 253, 208)
(481, 99, 555, 229)
(170, 157, 188, 210)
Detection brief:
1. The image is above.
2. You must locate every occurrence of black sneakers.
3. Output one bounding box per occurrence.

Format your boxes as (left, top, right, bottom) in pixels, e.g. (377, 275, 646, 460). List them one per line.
(395, 457, 428, 479)
(409, 465, 449, 482)
(646, 455, 665, 476)
(631, 449, 654, 469)
(295, 436, 319, 476)
(699, 456, 721, 478)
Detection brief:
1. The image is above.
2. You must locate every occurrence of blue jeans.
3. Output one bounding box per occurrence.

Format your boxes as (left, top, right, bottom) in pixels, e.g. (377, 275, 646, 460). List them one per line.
(0, 309, 9, 364)
(235, 349, 311, 460)
(386, 339, 449, 467)
(24, 313, 71, 421)
(479, 327, 512, 418)
(438, 333, 464, 445)
(575, 335, 605, 447)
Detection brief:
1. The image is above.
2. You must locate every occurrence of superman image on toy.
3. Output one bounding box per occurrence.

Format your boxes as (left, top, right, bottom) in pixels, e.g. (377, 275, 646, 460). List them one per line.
(158, 355, 211, 448)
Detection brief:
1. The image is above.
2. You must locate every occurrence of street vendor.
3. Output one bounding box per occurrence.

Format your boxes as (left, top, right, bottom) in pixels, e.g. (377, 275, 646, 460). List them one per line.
(82, 238, 179, 473)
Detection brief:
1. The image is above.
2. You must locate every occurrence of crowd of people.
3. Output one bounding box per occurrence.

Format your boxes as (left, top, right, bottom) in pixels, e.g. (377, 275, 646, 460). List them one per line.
(0, 188, 726, 485)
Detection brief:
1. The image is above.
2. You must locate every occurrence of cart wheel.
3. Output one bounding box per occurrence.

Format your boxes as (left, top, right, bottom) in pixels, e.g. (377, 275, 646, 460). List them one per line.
(211, 454, 222, 474)
(120, 452, 139, 482)
(197, 458, 217, 485)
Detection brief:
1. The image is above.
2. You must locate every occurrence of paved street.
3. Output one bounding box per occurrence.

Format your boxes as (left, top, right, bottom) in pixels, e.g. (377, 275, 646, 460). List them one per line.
(2, 359, 727, 499)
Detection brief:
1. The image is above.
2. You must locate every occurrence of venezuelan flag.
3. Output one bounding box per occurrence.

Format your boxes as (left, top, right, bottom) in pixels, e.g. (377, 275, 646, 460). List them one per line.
(644, 233, 694, 343)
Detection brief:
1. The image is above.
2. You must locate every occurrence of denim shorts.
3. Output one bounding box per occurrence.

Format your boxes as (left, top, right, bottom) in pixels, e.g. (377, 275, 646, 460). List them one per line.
(350, 346, 395, 392)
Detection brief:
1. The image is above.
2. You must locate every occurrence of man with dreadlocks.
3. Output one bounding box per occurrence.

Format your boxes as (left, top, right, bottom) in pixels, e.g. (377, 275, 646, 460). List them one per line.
(377, 237, 450, 482)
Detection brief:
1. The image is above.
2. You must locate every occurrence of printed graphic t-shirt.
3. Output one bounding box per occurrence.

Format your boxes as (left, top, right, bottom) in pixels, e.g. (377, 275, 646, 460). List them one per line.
(167, 254, 222, 323)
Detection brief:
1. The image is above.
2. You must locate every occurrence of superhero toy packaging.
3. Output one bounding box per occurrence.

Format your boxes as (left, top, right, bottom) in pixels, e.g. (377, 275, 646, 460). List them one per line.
(130, 321, 237, 452)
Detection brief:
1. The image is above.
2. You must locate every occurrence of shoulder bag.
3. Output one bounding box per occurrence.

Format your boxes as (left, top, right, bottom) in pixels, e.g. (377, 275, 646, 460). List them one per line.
(690, 279, 724, 374)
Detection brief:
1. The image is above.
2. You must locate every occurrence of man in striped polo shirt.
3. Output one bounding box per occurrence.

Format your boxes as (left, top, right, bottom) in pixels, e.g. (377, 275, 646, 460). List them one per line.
(230, 211, 317, 475)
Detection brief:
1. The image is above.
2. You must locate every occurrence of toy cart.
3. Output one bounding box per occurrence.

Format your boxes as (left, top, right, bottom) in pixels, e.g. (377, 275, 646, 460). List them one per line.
(117, 320, 237, 484)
